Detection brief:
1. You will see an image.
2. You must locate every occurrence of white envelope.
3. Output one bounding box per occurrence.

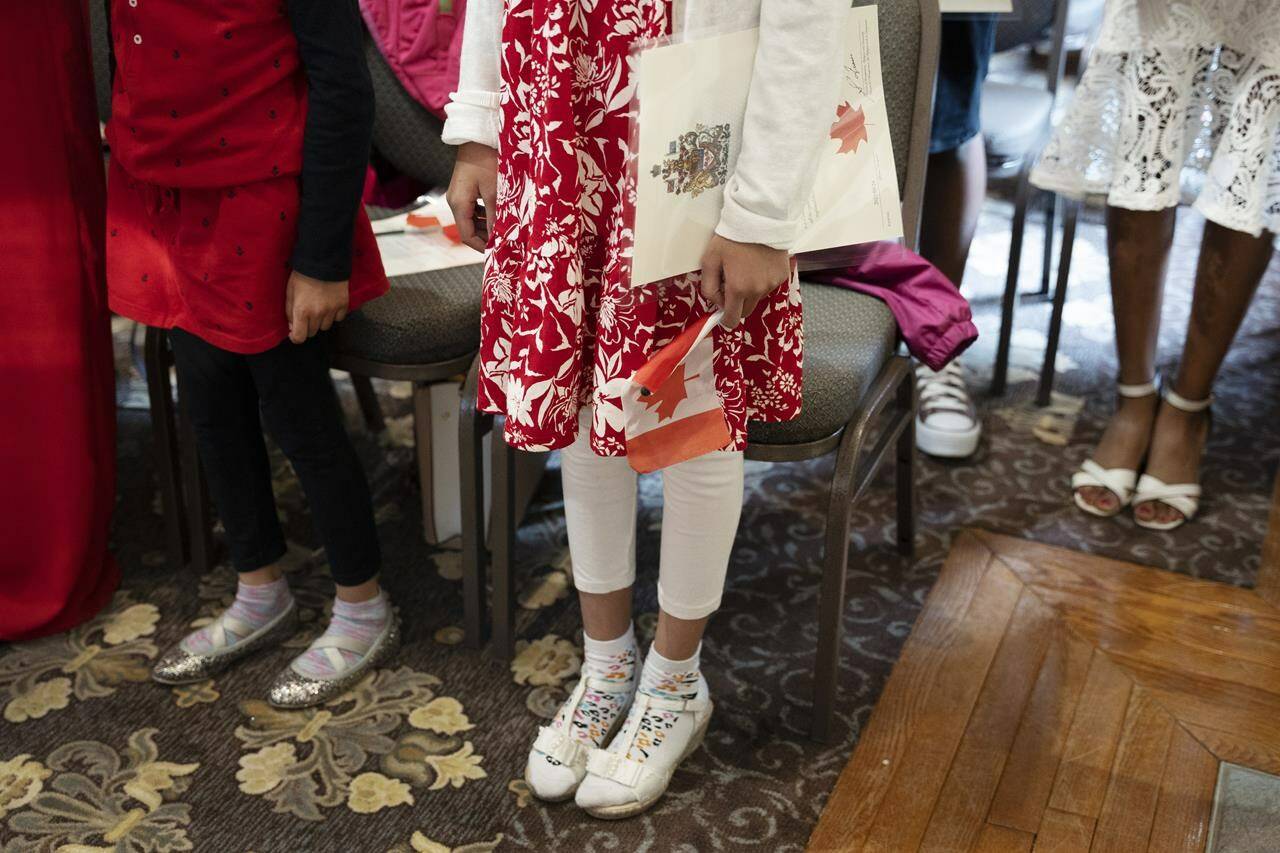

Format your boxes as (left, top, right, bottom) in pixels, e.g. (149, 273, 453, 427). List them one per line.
(939, 0, 1013, 12)
(631, 5, 903, 287)
(371, 198, 483, 277)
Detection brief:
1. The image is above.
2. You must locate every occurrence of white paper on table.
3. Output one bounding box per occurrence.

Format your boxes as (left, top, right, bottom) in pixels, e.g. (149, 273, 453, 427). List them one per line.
(631, 6, 903, 287)
(938, 0, 1012, 13)
(371, 198, 484, 276)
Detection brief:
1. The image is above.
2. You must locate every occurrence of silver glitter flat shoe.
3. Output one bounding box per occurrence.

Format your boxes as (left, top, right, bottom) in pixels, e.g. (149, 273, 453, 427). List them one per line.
(151, 599, 299, 685)
(266, 612, 401, 709)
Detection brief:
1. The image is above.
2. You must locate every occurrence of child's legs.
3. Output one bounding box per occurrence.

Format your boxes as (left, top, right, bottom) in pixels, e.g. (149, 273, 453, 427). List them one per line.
(656, 448, 744, 659)
(246, 333, 381, 598)
(560, 410, 638, 641)
(168, 328, 288, 577)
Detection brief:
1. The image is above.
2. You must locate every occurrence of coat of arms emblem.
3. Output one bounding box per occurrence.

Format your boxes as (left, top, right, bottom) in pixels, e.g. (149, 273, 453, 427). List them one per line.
(650, 123, 731, 198)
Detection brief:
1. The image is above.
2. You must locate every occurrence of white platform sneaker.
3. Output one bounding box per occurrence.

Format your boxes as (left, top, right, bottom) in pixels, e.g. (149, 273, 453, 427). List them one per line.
(574, 680, 713, 820)
(915, 362, 981, 458)
(524, 672, 637, 802)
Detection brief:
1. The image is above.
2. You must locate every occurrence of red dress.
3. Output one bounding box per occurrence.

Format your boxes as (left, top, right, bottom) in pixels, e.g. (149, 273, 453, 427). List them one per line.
(0, 0, 120, 639)
(104, 0, 388, 354)
(477, 0, 804, 456)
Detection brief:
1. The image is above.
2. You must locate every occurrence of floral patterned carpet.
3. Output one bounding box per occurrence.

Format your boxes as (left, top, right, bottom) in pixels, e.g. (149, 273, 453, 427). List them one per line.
(1, 199, 1277, 852)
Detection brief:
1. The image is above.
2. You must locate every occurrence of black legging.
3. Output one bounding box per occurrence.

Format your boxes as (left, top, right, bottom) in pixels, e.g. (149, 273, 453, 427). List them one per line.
(168, 328, 379, 585)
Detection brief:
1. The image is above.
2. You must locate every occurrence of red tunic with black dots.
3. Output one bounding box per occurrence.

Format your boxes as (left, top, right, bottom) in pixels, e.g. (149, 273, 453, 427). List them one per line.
(104, 0, 387, 354)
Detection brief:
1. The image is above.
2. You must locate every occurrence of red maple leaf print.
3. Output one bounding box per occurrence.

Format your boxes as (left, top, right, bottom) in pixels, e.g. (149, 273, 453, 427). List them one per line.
(641, 363, 699, 421)
(830, 101, 869, 154)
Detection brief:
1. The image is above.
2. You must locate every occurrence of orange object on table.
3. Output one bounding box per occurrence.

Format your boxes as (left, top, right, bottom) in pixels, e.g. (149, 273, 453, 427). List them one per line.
(405, 212, 441, 230)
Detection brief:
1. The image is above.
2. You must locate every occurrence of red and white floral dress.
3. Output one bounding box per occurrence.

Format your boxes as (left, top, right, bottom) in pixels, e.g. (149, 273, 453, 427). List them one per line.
(476, 0, 803, 456)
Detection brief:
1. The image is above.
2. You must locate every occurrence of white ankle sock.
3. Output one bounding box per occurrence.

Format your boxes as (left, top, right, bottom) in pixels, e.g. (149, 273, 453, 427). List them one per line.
(621, 644, 701, 763)
(183, 577, 292, 654)
(565, 625, 638, 742)
(291, 591, 390, 679)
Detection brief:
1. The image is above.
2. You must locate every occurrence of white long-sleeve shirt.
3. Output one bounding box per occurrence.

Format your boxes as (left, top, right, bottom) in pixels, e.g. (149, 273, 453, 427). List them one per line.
(441, 0, 846, 250)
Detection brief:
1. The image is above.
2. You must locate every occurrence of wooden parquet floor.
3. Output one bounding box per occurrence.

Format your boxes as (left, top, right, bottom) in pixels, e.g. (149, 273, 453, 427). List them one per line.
(809, 529, 1280, 852)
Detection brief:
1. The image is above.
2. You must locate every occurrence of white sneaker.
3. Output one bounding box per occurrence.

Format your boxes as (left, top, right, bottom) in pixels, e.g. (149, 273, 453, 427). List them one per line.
(915, 362, 981, 458)
(574, 680, 713, 820)
(524, 673, 637, 802)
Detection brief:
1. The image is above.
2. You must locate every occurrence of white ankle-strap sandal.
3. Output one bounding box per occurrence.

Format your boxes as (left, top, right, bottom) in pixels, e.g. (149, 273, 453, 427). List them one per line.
(1132, 388, 1212, 531)
(524, 675, 636, 802)
(1071, 380, 1158, 517)
(577, 691, 713, 820)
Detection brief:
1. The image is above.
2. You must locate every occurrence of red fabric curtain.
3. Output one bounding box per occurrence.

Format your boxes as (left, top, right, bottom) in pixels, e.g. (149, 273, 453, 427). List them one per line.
(0, 0, 120, 639)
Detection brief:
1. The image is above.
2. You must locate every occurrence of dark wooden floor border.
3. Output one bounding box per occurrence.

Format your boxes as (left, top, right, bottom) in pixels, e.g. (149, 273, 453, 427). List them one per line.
(1258, 468, 1280, 608)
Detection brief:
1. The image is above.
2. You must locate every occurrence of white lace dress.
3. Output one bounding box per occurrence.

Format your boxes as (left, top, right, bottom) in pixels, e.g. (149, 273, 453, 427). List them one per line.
(1031, 0, 1280, 236)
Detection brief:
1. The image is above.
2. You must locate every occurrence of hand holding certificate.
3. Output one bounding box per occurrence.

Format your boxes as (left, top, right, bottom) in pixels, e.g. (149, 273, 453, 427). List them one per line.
(630, 5, 903, 287)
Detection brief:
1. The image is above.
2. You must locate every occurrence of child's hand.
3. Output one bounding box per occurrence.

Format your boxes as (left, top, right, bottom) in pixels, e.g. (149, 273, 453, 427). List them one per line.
(286, 271, 349, 344)
(699, 235, 792, 327)
(446, 142, 498, 252)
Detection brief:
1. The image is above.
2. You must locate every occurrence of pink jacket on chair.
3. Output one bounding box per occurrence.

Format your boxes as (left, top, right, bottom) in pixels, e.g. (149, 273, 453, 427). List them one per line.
(360, 0, 465, 120)
(807, 242, 978, 371)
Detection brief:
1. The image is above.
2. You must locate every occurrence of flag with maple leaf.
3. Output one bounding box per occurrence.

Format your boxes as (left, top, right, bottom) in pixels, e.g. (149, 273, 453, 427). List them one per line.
(830, 101, 869, 155)
(622, 311, 731, 473)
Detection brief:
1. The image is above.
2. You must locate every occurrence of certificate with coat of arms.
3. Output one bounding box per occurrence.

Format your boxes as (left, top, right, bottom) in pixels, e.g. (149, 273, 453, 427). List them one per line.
(631, 5, 903, 287)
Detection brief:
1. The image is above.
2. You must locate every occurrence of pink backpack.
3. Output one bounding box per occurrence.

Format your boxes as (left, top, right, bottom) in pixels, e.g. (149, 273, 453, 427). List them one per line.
(360, 0, 465, 120)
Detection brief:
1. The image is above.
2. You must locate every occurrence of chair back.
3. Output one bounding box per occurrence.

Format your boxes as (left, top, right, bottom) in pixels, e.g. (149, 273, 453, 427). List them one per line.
(995, 0, 1072, 96)
(855, 0, 939, 252)
(994, 0, 1057, 52)
(365, 36, 457, 190)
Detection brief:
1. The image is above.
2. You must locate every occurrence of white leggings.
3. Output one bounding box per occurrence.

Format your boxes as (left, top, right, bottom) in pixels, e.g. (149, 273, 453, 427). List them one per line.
(560, 409, 745, 620)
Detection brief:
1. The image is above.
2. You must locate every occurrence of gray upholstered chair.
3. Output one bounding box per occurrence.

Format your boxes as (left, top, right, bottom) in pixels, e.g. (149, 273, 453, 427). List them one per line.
(472, 0, 939, 743)
(986, 0, 1101, 404)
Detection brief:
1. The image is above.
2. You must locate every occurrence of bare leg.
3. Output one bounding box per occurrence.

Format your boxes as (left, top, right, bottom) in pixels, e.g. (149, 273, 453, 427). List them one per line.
(1076, 206, 1176, 513)
(245, 560, 377, 602)
(1135, 220, 1273, 525)
(580, 588, 633, 642)
(336, 577, 380, 603)
(240, 563, 284, 585)
(654, 611, 709, 662)
(919, 134, 988, 288)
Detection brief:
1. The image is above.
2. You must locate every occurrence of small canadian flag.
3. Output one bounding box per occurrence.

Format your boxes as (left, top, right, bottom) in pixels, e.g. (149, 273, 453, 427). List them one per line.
(622, 311, 731, 474)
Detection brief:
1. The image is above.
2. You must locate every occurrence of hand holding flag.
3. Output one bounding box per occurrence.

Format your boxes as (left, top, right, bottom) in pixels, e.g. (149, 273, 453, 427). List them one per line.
(622, 312, 732, 473)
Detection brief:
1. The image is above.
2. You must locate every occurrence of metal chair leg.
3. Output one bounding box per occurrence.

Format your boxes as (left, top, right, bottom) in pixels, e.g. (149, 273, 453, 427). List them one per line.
(895, 369, 916, 559)
(411, 382, 438, 544)
(804, 356, 913, 742)
(459, 360, 492, 649)
(144, 327, 188, 569)
(175, 383, 214, 575)
(1036, 198, 1079, 407)
(991, 166, 1035, 397)
(811, 422, 864, 743)
(1037, 194, 1060, 297)
(490, 421, 518, 661)
(350, 373, 386, 434)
